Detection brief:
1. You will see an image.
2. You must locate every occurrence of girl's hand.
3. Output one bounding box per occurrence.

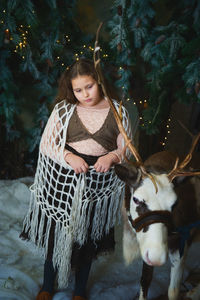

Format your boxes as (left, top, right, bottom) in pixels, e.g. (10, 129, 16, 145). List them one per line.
(94, 153, 119, 173)
(65, 153, 89, 174)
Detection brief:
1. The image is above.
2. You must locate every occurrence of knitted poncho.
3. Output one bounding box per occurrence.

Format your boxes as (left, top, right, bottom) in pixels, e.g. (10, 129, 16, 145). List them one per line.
(22, 99, 132, 287)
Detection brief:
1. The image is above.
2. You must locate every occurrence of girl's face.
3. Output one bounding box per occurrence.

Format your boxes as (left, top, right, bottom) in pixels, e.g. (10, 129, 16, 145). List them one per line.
(71, 75, 103, 107)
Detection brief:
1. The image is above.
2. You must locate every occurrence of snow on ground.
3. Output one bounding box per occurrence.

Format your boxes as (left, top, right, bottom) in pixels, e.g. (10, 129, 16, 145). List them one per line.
(0, 178, 200, 300)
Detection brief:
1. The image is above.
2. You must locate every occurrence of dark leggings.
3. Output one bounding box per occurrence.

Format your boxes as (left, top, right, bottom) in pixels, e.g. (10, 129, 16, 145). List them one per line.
(42, 224, 92, 296)
(41, 258, 92, 297)
(74, 260, 92, 297)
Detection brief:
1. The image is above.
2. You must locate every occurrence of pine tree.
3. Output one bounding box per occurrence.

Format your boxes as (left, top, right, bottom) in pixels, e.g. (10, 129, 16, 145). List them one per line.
(1, 0, 200, 177)
(0, 0, 94, 178)
(108, 0, 200, 141)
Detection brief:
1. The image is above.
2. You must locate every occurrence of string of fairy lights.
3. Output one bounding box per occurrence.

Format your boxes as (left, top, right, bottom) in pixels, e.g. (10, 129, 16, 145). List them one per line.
(3, 29, 109, 63)
(1, 10, 171, 146)
(161, 118, 171, 146)
(1, 8, 109, 61)
(125, 99, 172, 146)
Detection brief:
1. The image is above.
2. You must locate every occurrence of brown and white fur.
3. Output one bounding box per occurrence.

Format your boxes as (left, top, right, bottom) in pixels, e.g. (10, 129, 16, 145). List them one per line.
(115, 151, 200, 300)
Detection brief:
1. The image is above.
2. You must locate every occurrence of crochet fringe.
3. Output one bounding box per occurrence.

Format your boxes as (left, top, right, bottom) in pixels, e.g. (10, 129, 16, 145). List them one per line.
(23, 167, 125, 288)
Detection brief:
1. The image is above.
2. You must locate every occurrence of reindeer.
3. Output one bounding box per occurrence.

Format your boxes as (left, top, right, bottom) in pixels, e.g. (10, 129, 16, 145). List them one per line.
(114, 137, 200, 300)
(93, 22, 200, 300)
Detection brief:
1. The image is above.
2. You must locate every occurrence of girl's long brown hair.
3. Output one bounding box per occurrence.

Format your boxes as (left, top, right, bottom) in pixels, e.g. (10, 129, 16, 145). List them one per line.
(55, 58, 104, 104)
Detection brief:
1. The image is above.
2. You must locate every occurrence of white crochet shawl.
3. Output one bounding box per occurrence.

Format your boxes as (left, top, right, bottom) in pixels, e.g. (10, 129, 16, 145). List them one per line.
(22, 99, 132, 287)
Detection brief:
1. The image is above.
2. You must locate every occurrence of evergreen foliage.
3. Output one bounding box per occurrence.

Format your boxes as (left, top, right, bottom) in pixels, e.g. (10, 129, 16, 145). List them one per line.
(1, 0, 200, 178)
(0, 0, 94, 178)
(108, 0, 200, 135)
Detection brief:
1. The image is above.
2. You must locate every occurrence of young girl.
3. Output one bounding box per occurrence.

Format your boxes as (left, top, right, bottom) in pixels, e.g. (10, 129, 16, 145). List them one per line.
(20, 58, 132, 300)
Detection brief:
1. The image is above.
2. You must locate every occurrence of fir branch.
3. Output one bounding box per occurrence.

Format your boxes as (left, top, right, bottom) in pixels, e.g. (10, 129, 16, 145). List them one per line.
(7, 0, 18, 12)
(182, 58, 200, 88)
(133, 27, 147, 48)
(193, 0, 200, 25)
(0, 92, 19, 127)
(137, 0, 156, 19)
(11, 32, 21, 45)
(20, 46, 40, 79)
(164, 33, 186, 60)
(0, 50, 12, 82)
(28, 103, 49, 152)
(17, 0, 37, 26)
(41, 31, 59, 61)
(4, 13, 16, 32)
(46, 0, 57, 9)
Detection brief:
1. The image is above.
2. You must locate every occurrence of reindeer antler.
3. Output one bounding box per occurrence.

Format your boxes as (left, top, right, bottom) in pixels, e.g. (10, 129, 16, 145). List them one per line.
(168, 132, 200, 181)
(93, 23, 143, 163)
(93, 23, 158, 193)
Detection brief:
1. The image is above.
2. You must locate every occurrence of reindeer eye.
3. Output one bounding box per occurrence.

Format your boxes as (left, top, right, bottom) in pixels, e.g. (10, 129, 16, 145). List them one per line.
(132, 196, 140, 205)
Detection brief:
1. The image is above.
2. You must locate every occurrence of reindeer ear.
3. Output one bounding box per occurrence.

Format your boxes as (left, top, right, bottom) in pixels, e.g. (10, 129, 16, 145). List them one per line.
(115, 163, 142, 188)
